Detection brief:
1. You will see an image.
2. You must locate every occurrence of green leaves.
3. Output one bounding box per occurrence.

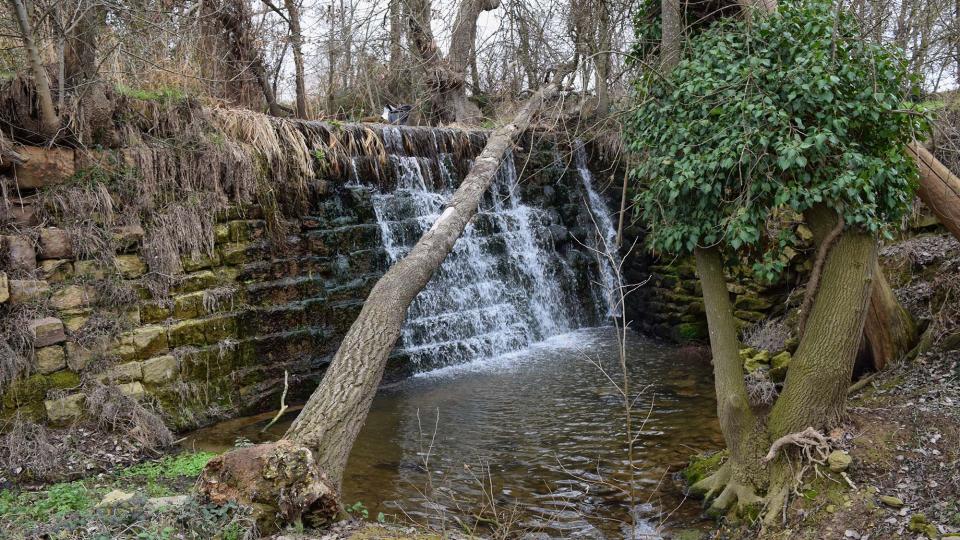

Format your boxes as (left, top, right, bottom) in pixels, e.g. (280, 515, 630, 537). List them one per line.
(626, 0, 929, 279)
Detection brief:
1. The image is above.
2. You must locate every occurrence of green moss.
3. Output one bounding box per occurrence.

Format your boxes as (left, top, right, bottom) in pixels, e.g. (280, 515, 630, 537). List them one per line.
(681, 449, 728, 486)
(671, 322, 708, 342)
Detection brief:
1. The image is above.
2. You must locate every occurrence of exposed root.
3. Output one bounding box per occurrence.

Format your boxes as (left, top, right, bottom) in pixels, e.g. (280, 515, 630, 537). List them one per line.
(763, 427, 830, 464)
(196, 440, 340, 532)
(690, 461, 791, 525)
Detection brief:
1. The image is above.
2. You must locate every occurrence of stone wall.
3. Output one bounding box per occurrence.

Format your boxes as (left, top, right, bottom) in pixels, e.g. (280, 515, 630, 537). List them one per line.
(0, 130, 612, 431)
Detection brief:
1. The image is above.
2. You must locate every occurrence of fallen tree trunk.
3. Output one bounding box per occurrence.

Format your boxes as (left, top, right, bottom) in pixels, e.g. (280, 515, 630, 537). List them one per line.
(197, 71, 571, 530)
(910, 142, 960, 242)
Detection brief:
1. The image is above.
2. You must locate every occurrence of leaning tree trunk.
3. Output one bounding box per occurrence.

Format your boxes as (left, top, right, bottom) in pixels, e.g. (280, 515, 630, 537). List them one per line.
(910, 142, 960, 242)
(197, 73, 571, 530)
(9, 0, 59, 138)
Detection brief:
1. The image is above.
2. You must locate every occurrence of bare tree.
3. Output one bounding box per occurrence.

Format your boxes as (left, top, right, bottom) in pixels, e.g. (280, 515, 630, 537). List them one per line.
(8, 0, 59, 138)
(407, 0, 502, 125)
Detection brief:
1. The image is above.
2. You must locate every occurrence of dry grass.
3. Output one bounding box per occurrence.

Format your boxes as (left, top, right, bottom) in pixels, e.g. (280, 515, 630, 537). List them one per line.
(84, 383, 174, 451)
(742, 317, 791, 352)
(0, 415, 61, 480)
(0, 301, 51, 393)
(745, 370, 779, 407)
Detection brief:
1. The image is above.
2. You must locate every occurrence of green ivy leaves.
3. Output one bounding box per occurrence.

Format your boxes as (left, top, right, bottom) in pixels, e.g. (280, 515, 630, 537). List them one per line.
(626, 0, 929, 279)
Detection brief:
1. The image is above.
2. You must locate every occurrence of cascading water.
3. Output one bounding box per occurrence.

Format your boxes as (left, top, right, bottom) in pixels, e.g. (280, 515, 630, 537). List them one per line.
(573, 140, 622, 316)
(365, 127, 620, 371)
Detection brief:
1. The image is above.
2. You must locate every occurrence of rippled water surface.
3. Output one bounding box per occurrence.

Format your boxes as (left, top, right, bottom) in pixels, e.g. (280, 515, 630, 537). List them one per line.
(182, 327, 723, 537)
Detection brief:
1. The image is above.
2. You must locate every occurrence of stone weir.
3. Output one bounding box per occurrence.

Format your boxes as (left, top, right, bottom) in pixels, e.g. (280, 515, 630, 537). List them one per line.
(0, 117, 620, 431)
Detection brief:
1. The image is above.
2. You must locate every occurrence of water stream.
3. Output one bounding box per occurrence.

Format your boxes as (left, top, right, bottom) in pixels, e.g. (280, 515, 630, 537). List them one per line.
(182, 328, 722, 538)
(181, 129, 721, 537)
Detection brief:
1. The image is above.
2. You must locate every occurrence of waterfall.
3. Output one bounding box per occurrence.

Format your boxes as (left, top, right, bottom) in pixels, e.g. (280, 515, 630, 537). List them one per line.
(573, 141, 622, 317)
(367, 127, 611, 371)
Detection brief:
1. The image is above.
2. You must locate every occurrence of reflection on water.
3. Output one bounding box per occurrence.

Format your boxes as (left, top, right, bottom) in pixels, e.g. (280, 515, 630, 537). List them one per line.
(181, 327, 722, 538)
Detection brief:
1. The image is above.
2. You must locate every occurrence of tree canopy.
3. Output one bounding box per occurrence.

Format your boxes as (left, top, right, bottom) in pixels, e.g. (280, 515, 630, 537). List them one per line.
(627, 0, 929, 280)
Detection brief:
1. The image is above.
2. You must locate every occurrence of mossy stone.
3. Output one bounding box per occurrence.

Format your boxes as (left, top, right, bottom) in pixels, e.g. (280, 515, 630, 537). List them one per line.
(671, 322, 707, 343)
(682, 449, 728, 488)
(734, 294, 773, 311)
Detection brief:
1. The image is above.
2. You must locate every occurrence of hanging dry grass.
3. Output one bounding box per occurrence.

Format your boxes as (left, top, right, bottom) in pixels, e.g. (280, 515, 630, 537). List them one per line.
(85, 383, 175, 451)
(0, 301, 51, 393)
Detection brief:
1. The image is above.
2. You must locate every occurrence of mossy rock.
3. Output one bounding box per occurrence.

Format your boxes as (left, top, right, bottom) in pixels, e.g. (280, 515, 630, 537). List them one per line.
(682, 449, 728, 486)
(671, 322, 708, 343)
(734, 294, 773, 311)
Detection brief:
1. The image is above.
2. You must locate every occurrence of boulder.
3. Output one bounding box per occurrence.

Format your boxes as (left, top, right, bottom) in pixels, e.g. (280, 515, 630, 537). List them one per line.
(96, 489, 135, 507)
(112, 224, 145, 252)
(142, 355, 179, 384)
(44, 393, 86, 423)
(145, 495, 191, 511)
(115, 255, 147, 278)
(8, 279, 49, 303)
(28, 317, 66, 347)
(38, 228, 72, 259)
(40, 259, 73, 282)
(13, 146, 75, 189)
(5, 204, 39, 227)
(4, 235, 37, 273)
(879, 495, 904, 508)
(34, 345, 66, 374)
(827, 450, 852, 473)
(50, 284, 95, 310)
(117, 381, 146, 399)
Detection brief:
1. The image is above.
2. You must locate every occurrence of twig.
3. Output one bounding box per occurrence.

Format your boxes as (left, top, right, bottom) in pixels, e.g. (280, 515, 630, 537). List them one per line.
(260, 370, 289, 432)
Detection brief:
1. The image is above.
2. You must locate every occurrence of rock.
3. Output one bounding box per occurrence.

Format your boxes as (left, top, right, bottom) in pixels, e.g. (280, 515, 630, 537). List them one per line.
(13, 146, 75, 188)
(50, 284, 95, 310)
(103, 361, 143, 383)
(942, 331, 960, 351)
(112, 225, 145, 251)
(769, 351, 791, 382)
(879, 495, 904, 508)
(754, 350, 771, 363)
(828, 450, 852, 472)
(145, 495, 191, 511)
(142, 355, 179, 384)
(8, 279, 49, 303)
(744, 355, 766, 373)
(797, 224, 814, 242)
(0, 271, 7, 303)
(96, 489, 135, 507)
(73, 259, 110, 279)
(5, 204, 39, 227)
(28, 317, 66, 347)
(38, 228, 72, 259)
(66, 342, 96, 371)
(117, 381, 146, 399)
(34, 345, 66, 374)
(115, 255, 147, 278)
(4, 235, 37, 273)
(44, 393, 86, 423)
(734, 294, 773, 311)
(40, 259, 73, 282)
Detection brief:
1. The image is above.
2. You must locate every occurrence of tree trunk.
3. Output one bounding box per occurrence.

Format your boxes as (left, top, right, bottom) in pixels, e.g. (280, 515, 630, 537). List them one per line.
(389, 0, 402, 67)
(910, 142, 960, 242)
(63, 0, 105, 87)
(691, 209, 878, 523)
(864, 268, 914, 370)
(284, 0, 308, 118)
(661, 0, 682, 70)
(9, 0, 59, 138)
(197, 76, 571, 523)
(769, 206, 876, 436)
(408, 0, 501, 125)
(219, 0, 288, 116)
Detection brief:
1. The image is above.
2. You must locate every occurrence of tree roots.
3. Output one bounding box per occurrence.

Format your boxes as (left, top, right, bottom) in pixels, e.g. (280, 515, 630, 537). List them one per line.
(196, 440, 340, 532)
(689, 462, 790, 526)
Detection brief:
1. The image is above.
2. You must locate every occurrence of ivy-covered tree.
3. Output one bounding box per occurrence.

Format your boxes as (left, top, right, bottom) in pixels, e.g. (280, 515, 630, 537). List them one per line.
(626, 0, 928, 523)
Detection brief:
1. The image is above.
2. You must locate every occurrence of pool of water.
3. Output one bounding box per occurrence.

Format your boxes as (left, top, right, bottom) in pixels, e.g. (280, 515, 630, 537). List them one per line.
(181, 327, 722, 538)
